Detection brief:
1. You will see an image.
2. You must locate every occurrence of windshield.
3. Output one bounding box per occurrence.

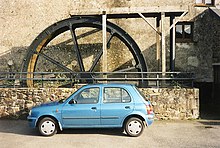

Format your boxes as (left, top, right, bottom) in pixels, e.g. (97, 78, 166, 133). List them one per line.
(58, 89, 78, 103)
(59, 85, 87, 103)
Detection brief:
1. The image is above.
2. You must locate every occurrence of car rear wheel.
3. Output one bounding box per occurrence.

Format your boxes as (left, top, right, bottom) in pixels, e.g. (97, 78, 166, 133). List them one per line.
(124, 117, 144, 137)
(38, 117, 57, 136)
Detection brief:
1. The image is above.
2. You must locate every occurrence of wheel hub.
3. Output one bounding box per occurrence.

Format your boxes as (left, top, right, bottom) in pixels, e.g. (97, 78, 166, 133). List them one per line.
(41, 120, 56, 135)
(127, 120, 142, 135)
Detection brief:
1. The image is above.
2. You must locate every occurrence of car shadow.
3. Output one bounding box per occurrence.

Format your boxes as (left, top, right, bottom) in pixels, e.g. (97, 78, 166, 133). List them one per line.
(0, 119, 39, 136)
(60, 128, 126, 137)
(0, 119, 126, 137)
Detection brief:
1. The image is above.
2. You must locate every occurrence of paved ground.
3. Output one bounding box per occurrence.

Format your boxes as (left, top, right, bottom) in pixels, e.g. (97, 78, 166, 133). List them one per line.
(0, 120, 220, 148)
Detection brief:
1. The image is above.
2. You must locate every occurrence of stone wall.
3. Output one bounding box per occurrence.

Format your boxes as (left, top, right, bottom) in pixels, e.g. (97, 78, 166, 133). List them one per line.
(0, 87, 199, 120)
(140, 88, 199, 120)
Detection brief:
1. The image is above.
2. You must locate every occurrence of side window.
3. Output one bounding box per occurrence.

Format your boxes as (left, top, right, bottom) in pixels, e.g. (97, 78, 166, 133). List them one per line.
(104, 87, 131, 103)
(195, 0, 214, 6)
(176, 22, 194, 43)
(75, 87, 99, 104)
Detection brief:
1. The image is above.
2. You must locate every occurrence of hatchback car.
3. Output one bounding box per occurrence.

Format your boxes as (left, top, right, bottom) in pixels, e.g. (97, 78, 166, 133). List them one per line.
(27, 83, 154, 137)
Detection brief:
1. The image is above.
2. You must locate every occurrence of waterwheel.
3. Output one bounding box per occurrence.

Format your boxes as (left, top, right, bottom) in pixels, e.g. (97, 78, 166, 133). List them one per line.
(21, 16, 147, 87)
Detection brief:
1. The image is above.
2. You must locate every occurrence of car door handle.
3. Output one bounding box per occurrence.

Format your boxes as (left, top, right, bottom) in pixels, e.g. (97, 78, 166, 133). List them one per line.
(91, 107, 97, 110)
(125, 106, 130, 109)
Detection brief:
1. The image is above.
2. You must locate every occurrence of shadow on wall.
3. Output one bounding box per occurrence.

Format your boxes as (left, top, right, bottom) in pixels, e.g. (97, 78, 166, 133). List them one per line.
(192, 9, 220, 119)
(0, 47, 27, 73)
(0, 44, 103, 73)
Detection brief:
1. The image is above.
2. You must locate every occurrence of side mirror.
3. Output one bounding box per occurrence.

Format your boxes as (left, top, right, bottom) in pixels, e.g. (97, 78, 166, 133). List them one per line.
(69, 99, 77, 104)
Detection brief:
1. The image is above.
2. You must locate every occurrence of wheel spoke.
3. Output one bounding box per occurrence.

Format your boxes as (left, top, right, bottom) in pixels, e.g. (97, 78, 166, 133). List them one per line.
(77, 28, 101, 40)
(113, 66, 136, 72)
(89, 50, 103, 72)
(69, 24, 85, 72)
(57, 29, 101, 46)
(38, 52, 75, 73)
(107, 31, 115, 49)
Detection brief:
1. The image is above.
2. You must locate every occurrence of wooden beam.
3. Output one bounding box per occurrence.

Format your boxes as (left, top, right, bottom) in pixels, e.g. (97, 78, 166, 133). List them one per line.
(138, 13, 161, 35)
(70, 6, 188, 16)
(161, 12, 166, 77)
(156, 17, 161, 72)
(170, 16, 176, 72)
(156, 17, 161, 87)
(169, 11, 188, 30)
(102, 11, 107, 77)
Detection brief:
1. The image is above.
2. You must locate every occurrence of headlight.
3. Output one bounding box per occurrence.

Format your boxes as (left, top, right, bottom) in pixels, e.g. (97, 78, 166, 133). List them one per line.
(29, 110, 32, 116)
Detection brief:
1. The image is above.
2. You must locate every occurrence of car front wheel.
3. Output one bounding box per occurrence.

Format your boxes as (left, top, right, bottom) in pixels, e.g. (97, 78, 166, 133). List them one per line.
(125, 117, 144, 137)
(38, 117, 57, 136)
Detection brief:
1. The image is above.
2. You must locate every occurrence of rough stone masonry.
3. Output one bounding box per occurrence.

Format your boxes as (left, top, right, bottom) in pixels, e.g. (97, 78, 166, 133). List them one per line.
(0, 87, 199, 120)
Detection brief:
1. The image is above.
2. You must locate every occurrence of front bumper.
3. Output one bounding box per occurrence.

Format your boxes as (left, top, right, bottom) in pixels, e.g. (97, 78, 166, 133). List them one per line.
(27, 116, 38, 128)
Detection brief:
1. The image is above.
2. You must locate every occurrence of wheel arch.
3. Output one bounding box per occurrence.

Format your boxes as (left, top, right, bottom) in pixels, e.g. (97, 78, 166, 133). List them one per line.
(123, 114, 146, 127)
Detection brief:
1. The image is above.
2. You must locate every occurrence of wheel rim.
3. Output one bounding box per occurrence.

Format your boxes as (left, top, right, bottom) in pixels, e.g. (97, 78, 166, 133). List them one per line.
(127, 120, 142, 135)
(40, 120, 56, 135)
(21, 17, 148, 87)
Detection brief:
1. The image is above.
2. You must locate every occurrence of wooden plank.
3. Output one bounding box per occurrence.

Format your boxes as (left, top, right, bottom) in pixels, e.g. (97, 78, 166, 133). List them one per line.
(70, 6, 188, 15)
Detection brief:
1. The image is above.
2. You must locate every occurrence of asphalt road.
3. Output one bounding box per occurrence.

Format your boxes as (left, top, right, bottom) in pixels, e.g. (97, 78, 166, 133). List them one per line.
(0, 119, 220, 148)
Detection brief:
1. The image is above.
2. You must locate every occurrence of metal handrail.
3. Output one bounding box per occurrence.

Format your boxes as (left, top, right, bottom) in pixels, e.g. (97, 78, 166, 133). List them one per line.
(0, 71, 195, 88)
(0, 71, 194, 74)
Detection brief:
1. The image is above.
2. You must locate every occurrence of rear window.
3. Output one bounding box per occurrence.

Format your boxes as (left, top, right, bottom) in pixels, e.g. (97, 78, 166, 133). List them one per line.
(134, 86, 148, 101)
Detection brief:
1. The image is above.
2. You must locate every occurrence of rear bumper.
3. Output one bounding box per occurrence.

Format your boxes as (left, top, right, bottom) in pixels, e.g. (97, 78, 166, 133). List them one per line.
(145, 114, 154, 126)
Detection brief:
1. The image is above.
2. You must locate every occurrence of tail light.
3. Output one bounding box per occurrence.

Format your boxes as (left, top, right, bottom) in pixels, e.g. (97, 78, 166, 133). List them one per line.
(146, 104, 153, 114)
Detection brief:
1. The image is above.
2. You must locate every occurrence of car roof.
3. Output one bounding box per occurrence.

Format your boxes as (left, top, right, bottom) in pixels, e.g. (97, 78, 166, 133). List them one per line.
(84, 83, 135, 87)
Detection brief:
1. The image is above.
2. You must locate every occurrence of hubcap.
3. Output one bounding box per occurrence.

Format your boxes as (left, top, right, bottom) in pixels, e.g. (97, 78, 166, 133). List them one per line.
(127, 120, 142, 135)
(41, 120, 55, 135)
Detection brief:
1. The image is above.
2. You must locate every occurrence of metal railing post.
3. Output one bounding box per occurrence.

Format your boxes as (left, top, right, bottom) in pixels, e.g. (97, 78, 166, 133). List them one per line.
(41, 74, 44, 88)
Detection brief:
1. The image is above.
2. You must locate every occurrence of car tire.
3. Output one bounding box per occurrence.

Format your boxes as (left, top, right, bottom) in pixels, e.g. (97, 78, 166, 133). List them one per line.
(124, 117, 144, 137)
(38, 117, 58, 136)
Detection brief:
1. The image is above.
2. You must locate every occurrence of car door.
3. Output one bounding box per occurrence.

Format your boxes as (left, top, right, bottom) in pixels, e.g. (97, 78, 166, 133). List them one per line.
(101, 87, 134, 126)
(61, 87, 101, 127)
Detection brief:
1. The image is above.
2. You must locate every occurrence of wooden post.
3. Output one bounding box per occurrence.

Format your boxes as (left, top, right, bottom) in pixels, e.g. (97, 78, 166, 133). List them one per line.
(170, 16, 176, 72)
(161, 12, 166, 76)
(156, 17, 161, 72)
(156, 17, 161, 87)
(102, 11, 107, 80)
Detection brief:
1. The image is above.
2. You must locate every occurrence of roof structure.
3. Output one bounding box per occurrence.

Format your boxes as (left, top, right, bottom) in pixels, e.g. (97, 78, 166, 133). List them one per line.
(210, 7, 220, 18)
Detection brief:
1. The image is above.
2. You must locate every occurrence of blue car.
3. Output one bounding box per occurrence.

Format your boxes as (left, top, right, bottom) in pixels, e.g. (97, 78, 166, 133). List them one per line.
(27, 83, 154, 137)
